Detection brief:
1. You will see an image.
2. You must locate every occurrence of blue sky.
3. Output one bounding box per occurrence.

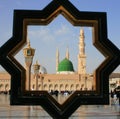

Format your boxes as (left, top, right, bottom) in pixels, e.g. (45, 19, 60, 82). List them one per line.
(0, 0, 120, 73)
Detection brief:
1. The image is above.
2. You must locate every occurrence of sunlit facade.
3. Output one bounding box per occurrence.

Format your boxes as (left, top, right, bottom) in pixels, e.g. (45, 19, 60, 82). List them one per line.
(29, 28, 93, 92)
(0, 29, 119, 93)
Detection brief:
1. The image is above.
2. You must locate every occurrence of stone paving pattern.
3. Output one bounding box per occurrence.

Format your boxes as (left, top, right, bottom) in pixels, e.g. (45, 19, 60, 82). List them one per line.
(0, 94, 119, 119)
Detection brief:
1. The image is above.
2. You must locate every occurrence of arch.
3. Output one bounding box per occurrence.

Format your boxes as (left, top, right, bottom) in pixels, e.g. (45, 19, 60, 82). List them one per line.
(49, 84, 53, 91)
(43, 84, 48, 91)
(0, 84, 3, 87)
(32, 84, 35, 90)
(80, 84, 84, 91)
(76, 84, 80, 90)
(65, 84, 69, 91)
(38, 84, 41, 90)
(60, 84, 64, 92)
(70, 84, 74, 91)
(5, 84, 9, 91)
(0, 84, 3, 91)
(54, 84, 58, 91)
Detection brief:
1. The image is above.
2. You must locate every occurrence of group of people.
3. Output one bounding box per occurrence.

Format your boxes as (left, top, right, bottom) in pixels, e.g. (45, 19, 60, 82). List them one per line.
(111, 86, 120, 105)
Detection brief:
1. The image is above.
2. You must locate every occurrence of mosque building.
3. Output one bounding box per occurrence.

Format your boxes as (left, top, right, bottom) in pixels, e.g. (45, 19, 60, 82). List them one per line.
(30, 28, 93, 92)
(0, 29, 119, 93)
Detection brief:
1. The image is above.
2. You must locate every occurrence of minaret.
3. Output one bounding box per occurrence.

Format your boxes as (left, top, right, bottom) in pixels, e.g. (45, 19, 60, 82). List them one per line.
(78, 28, 86, 74)
(66, 47, 69, 60)
(56, 48, 59, 72)
(23, 39, 35, 90)
(33, 60, 40, 74)
(33, 60, 40, 90)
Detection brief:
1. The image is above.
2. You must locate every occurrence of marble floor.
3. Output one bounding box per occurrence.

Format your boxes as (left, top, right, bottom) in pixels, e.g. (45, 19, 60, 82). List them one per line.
(0, 94, 119, 119)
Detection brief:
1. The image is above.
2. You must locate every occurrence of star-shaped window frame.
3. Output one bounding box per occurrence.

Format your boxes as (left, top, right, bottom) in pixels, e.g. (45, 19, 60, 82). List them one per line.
(0, 0, 120, 118)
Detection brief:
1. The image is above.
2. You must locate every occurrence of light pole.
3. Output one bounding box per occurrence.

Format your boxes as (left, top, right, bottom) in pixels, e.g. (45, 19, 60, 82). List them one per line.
(40, 74, 44, 90)
(23, 39, 35, 91)
(33, 60, 40, 90)
(84, 75, 87, 90)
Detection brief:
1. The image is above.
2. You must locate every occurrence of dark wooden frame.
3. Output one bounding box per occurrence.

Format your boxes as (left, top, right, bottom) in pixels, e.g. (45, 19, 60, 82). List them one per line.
(0, 0, 120, 118)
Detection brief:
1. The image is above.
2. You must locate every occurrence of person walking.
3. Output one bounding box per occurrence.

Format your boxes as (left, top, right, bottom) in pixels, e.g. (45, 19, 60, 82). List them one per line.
(110, 90, 114, 104)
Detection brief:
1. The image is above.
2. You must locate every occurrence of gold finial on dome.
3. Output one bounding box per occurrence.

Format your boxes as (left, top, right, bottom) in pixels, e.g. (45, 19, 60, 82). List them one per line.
(33, 60, 40, 74)
(66, 46, 69, 60)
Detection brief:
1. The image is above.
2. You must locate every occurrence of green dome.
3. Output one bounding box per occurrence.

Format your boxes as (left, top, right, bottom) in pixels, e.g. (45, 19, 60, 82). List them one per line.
(58, 58, 74, 72)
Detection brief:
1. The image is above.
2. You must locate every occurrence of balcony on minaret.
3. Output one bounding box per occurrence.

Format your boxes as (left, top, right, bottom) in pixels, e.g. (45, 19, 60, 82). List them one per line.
(23, 39, 35, 66)
(33, 60, 40, 74)
(23, 40, 35, 58)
